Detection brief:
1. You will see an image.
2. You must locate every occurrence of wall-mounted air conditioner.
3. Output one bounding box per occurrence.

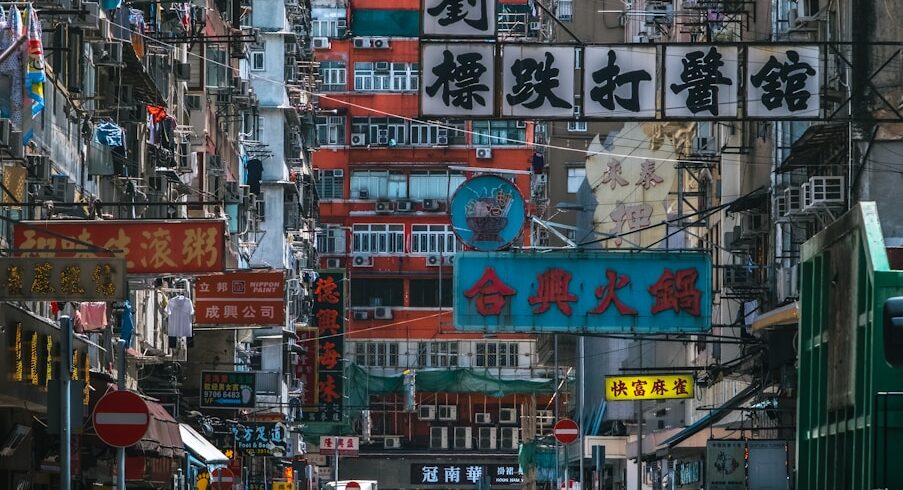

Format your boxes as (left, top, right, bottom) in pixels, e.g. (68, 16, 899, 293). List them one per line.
(723, 265, 756, 289)
(808, 176, 844, 207)
(800, 182, 813, 211)
(419, 405, 437, 420)
(474, 412, 492, 424)
(421, 199, 440, 211)
(352, 254, 374, 267)
(325, 258, 342, 269)
(396, 200, 413, 212)
(353, 309, 371, 320)
(430, 427, 448, 449)
(426, 255, 442, 267)
(375, 201, 394, 213)
(384, 436, 402, 449)
(774, 196, 787, 219)
(478, 427, 497, 450)
(500, 427, 520, 449)
(476, 147, 492, 159)
(312, 37, 331, 49)
(374, 307, 393, 320)
(351, 133, 366, 146)
(26, 155, 50, 181)
(437, 405, 457, 421)
(443, 255, 455, 266)
(499, 408, 517, 424)
(783, 187, 802, 216)
(370, 37, 390, 48)
(454, 427, 472, 449)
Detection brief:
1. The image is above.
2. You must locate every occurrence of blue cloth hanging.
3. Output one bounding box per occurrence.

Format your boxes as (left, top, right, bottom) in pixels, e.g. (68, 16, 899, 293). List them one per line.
(94, 120, 124, 147)
(120, 300, 134, 345)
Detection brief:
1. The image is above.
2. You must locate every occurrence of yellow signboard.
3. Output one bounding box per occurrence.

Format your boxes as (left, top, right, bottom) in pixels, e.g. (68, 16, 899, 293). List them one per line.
(604, 374, 694, 401)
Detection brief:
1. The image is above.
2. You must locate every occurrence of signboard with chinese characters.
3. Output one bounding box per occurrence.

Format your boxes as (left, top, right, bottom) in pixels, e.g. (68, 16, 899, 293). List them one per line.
(421, 42, 496, 117)
(747, 45, 820, 119)
(422, 0, 496, 37)
(412, 464, 522, 486)
(454, 251, 711, 333)
(318, 436, 359, 456)
(664, 45, 738, 118)
(0, 257, 126, 301)
(604, 374, 694, 401)
(676, 459, 702, 487)
(583, 46, 656, 119)
(296, 327, 318, 407)
(705, 440, 745, 490)
(200, 371, 256, 409)
(501, 45, 576, 118)
(302, 272, 345, 422)
(13, 220, 225, 274)
(195, 270, 285, 325)
(231, 422, 289, 456)
(450, 175, 526, 251)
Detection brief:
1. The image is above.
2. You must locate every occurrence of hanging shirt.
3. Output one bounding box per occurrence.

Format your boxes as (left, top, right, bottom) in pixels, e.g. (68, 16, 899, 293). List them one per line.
(246, 159, 263, 195)
(165, 294, 194, 337)
(120, 300, 135, 345)
(77, 302, 108, 332)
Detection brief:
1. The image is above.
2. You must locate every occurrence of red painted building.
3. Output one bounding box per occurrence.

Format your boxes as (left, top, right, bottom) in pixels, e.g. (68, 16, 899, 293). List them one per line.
(310, 0, 560, 485)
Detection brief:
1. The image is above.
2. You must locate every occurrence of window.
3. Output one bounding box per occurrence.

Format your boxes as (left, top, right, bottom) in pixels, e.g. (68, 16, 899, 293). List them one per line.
(354, 342, 399, 367)
(568, 121, 587, 132)
(409, 171, 465, 200)
(311, 17, 346, 37)
(315, 169, 344, 199)
(205, 46, 228, 88)
(350, 170, 407, 199)
(319, 61, 347, 92)
(316, 224, 346, 254)
(557, 0, 573, 20)
(350, 278, 404, 306)
(354, 62, 419, 92)
(498, 10, 529, 36)
(567, 167, 586, 193)
(316, 116, 346, 146)
(472, 121, 526, 146)
(255, 190, 265, 221)
(412, 225, 457, 254)
(352, 224, 405, 254)
(409, 279, 453, 307)
(475, 342, 520, 367)
(418, 342, 459, 367)
(250, 50, 265, 71)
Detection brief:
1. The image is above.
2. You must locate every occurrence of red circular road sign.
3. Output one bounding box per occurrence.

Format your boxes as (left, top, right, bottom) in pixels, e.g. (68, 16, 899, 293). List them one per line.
(347, 481, 362, 490)
(92, 390, 150, 448)
(553, 418, 580, 444)
(210, 467, 236, 490)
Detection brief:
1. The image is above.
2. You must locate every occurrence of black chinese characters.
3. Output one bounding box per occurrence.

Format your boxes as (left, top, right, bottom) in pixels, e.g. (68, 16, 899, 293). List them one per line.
(669, 47, 733, 116)
(506, 51, 572, 110)
(750, 49, 816, 112)
(426, 49, 490, 110)
(426, 0, 489, 32)
(590, 49, 652, 113)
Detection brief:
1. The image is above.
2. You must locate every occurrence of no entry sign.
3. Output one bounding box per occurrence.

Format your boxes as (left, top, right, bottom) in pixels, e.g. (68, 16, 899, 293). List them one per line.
(553, 418, 579, 444)
(92, 390, 150, 447)
(210, 467, 236, 490)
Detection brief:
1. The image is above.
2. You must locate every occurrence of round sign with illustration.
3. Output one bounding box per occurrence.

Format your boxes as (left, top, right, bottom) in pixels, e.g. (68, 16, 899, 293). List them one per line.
(451, 174, 526, 251)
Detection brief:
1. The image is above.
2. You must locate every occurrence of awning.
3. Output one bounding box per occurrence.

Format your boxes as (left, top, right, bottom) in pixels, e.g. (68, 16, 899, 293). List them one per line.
(778, 123, 848, 173)
(134, 399, 184, 458)
(727, 187, 768, 213)
(179, 423, 229, 464)
(751, 302, 799, 332)
(660, 382, 761, 448)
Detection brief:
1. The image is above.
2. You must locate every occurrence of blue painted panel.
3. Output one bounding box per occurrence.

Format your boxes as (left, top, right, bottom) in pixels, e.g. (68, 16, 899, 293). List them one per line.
(453, 251, 712, 333)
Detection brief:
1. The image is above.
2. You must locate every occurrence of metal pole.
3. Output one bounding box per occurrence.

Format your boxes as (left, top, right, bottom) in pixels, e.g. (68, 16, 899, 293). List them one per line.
(554, 334, 560, 488)
(636, 345, 643, 490)
(117, 339, 127, 490)
(334, 436, 340, 489)
(60, 315, 72, 490)
(578, 336, 585, 490)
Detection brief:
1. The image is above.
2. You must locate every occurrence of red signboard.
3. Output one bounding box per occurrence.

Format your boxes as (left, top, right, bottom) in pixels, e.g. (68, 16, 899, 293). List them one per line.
(553, 418, 579, 444)
(195, 270, 285, 325)
(92, 390, 150, 448)
(13, 220, 226, 274)
(210, 467, 236, 490)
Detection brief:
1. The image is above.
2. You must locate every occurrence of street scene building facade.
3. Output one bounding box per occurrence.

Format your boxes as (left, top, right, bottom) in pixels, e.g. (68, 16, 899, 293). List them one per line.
(0, 0, 902, 488)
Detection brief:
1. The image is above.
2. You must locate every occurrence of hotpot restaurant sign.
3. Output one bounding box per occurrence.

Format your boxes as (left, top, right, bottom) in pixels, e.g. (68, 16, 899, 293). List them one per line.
(0, 257, 126, 301)
(200, 371, 256, 409)
(450, 175, 526, 252)
(455, 251, 711, 333)
(195, 270, 285, 325)
(13, 220, 226, 274)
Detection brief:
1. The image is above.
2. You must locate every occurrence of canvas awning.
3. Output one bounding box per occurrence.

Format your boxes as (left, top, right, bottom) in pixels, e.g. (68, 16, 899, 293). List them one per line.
(179, 423, 229, 464)
(751, 302, 799, 332)
(660, 382, 761, 449)
(134, 399, 184, 458)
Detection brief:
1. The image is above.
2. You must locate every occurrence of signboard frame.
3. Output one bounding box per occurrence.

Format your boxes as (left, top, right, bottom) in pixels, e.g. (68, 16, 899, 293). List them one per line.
(200, 371, 257, 409)
(604, 374, 695, 401)
(195, 270, 286, 326)
(0, 257, 127, 301)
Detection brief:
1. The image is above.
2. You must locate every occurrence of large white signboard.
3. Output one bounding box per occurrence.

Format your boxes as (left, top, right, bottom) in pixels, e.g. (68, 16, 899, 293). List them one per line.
(747, 45, 820, 118)
(664, 45, 739, 118)
(423, 0, 497, 37)
(421, 42, 496, 117)
(501, 45, 576, 118)
(583, 46, 657, 118)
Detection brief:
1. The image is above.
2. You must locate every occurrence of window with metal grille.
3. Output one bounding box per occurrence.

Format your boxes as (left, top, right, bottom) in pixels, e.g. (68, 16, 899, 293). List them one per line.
(315, 169, 344, 199)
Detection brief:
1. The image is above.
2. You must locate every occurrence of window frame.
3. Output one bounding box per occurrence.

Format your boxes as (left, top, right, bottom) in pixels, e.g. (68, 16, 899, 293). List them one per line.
(352, 224, 405, 254)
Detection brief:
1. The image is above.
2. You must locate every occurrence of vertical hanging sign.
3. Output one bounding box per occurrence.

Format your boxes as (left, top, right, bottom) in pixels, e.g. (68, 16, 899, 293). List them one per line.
(304, 272, 345, 422)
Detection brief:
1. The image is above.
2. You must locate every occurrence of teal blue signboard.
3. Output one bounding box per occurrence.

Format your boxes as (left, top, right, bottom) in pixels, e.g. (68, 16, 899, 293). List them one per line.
(450, 175, 526, 251)
(454, 251, 712, 333)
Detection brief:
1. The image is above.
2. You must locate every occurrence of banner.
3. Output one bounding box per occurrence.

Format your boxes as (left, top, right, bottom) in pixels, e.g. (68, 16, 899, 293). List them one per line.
(195, 270, 285, 325)
(302, 272, 345, 422)
(604, 374, 694, 401)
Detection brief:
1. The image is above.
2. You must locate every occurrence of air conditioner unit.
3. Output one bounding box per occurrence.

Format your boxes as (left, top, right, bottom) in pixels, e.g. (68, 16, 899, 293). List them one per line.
(443, 255, 455, 266)
(0, 118, 10, 147)
(774, 195, 787, 219)
(371, 37, 390, 48)
(478, 427, 497, 450)
(396, 200, 413, 212)
(353, 37, 371, 48)
(353, 309, 371, 320)
(421, 199, 440, 211)
(500, 427, 520, 449)
(419, 405, 437, 420)
(352, 254, 374, 267)
(808, 176, 844, 207)
(474, 412, 491, 424)
(499, 408, 517, 424)
(454, 427, 472, 449)
(384, 436, 402, 449)
(426, 254, 442, 267)
(800, 182, 813, 211)
(430, 427, 448, 449)
(438, 405, 457, 421)
(783, 187, 802, 216)
(476, 147, 492, 159)
(358, 188, 370, 199)
(375, 201, 394, 213)
(312, 37, 331, 49)
(26, 155, 50, 181)
(351, 133, 366, 147)
(374, 307, 393, 320)
(325, 258, 342, 269)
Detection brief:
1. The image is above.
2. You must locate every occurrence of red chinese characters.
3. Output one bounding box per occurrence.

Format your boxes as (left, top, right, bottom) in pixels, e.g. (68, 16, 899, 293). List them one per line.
(589, 269, 638, 315)
(648, 268, 702, 316)
(463, 267, 516, 316)
(528, 268, 578, 316)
